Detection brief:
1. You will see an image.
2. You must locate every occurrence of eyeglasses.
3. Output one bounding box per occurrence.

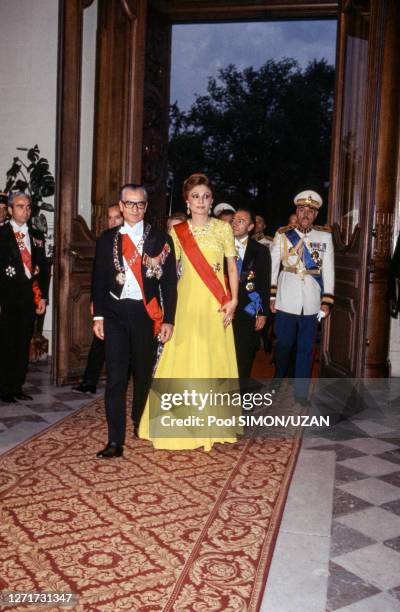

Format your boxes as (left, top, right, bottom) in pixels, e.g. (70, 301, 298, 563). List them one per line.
(121, 200, 147, 210)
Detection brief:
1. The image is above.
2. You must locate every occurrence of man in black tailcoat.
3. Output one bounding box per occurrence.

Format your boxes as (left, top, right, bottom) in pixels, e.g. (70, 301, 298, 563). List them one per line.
(232, 208, 271, 379)
(0, 192, 49, 403)
(92, 183, 177, 458)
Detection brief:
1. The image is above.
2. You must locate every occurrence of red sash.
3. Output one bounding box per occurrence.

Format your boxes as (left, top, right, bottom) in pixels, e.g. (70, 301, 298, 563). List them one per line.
(174, 221, 230, 306)
(15, 231, 42, 307)
(121, 234, 163, 336)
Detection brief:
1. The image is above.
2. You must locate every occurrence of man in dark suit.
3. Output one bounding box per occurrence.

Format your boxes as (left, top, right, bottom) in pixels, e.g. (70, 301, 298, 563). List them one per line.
(232, 208, 271, 379)
(92, 183, 177, 458)
(0, 192, 49, 403)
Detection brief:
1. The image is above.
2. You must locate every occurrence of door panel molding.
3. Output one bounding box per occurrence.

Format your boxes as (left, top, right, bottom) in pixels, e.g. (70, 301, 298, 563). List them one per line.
(54, 0, 147, 384)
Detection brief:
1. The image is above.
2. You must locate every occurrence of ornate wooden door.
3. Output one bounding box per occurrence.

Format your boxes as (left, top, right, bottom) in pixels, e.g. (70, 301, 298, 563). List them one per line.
(321, 0, 400, 377)
(53, 0, 147, 384)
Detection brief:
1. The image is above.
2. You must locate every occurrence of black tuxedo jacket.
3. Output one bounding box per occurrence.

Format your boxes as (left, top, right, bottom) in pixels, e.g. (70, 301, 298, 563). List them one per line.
(238, 238, 271, 317)
(92, 224, 178, 324)
(0, 223, 49, 304)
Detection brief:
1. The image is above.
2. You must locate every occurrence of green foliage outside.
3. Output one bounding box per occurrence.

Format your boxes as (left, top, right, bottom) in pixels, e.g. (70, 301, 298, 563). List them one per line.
(169, 58, 335, 231)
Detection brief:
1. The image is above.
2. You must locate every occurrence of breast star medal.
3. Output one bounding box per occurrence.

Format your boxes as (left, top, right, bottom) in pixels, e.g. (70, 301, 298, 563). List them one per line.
(246, 270, 255, 291)
(311, 250, 322, 268)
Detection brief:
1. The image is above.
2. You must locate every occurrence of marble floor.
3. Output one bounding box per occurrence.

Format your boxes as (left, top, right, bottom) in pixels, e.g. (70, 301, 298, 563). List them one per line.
(1, 364, 400, 611)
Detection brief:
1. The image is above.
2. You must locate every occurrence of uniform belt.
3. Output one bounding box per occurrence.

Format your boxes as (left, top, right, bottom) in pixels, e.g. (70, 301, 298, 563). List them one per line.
(284, 266, 320, 276)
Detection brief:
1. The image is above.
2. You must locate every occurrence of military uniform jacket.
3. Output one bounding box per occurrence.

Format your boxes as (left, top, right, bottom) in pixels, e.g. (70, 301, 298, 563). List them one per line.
(0, 223, 49, 303)
(92, 224, 178, 324)
(270, 224, 334, 315)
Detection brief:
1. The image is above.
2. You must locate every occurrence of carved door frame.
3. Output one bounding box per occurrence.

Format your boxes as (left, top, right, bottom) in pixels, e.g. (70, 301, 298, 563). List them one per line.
(53, 0, 147, 384)
(53, 0, 400, 383)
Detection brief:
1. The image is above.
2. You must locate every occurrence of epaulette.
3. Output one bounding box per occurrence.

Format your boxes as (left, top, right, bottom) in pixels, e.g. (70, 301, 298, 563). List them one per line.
(313, 225, 332, 233)
(278, 224, 295, 234)
(266, 235, 274, 241)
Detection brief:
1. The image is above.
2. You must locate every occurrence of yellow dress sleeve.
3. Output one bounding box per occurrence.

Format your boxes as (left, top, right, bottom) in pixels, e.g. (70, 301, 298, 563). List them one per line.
(170, 226, 182, 260)
(221, 220, 236, 258)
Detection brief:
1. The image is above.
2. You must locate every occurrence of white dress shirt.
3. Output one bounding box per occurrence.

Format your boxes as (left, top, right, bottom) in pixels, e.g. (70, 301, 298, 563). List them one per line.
(235, 235, 248, 261)
(119, 221, 144, 300)
(11, 219, 31, 278)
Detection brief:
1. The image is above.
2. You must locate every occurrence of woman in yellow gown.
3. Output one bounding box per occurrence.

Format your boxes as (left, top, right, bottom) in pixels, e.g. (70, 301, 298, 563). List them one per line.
(139, 173, 239, 451)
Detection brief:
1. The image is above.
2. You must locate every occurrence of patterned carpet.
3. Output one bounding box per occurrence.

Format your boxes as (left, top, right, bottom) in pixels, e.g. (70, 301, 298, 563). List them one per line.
(0, 397, 300, 611)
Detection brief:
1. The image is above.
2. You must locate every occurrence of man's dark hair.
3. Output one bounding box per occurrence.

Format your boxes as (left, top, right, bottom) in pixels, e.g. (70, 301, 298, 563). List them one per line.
(119, 183, 148, 202)
(107, 202, 120, 210)
(236, 207, 256, 226)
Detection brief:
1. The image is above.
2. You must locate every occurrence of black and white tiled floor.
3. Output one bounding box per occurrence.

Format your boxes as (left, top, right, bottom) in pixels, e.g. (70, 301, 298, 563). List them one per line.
(0, 362, 104, 455)
(1, 364, 400, 611)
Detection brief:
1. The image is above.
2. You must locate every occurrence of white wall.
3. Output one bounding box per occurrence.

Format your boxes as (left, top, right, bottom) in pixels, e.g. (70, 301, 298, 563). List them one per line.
(0, 0, 98, 354)
(0, 0, 59, 352)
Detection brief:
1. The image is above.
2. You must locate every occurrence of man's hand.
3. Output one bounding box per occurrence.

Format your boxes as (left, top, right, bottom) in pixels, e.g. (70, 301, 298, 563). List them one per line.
(270, 299, 276, 314)
(321, 304, 331, 318)
(93, 319, 104, 340)
(159, 323, 173, 343)
(255, 315, 267, 331)
(36, 299, 46, 315)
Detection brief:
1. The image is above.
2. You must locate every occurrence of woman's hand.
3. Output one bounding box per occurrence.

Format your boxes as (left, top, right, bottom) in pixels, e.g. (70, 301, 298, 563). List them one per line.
(219, 299, 238, 328)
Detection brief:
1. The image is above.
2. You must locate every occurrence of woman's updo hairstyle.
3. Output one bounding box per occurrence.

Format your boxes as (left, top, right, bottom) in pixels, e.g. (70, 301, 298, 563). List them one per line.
(182, 173, 214, 201)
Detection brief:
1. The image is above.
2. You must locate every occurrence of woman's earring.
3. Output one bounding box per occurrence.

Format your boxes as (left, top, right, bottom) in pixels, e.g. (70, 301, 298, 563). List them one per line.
(208, 208, 211, 216)
(186, 202, 190, 215)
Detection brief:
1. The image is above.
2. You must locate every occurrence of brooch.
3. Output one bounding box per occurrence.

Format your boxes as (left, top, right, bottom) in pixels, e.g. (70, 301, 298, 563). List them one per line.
(212, 263, 221, 272)
(246, 282, 255, 291)
(5, 266, 16, 277)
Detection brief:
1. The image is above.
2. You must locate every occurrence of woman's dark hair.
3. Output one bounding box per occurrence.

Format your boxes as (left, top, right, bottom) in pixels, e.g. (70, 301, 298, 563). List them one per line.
(182, 173, 214, 201)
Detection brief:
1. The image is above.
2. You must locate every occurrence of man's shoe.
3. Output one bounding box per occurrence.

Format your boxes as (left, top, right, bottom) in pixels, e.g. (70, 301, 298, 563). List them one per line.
(96, 442, 123, 459)
(0, 393, 16, 403)
(14, 392, 33, 401)
(73, 383, 96, 395)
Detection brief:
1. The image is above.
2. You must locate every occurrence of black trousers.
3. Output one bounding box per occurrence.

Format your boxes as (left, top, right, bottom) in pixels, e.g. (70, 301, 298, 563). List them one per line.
(82, 335, 105, 387)
(0, 295, 35, 394)
(233, 312, 258, 380)
(103, 299, 157, 445)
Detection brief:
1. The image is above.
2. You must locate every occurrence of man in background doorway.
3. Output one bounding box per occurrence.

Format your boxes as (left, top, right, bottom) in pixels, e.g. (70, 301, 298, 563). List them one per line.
(0, 193, 9, 226)
(73, 203, 123, 395)
(232, 208, 270, 379)
(253, 214, 273, 249)
(213, 202, 236, 224)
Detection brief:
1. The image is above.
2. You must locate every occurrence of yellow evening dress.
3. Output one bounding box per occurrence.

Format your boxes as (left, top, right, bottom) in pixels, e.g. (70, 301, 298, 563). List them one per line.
(138, 217, 239, 451)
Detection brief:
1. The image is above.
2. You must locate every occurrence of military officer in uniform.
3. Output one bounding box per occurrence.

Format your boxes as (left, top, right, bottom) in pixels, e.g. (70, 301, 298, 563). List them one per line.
(270, 190, 334, 403)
